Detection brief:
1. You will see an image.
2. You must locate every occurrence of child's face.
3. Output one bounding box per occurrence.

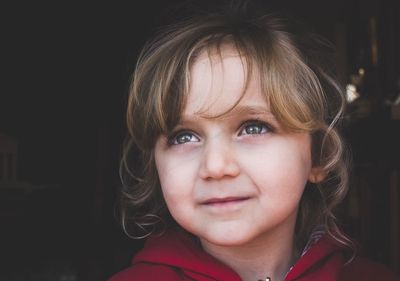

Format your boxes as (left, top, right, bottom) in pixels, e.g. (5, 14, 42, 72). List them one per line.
(155, 46, 320, 247)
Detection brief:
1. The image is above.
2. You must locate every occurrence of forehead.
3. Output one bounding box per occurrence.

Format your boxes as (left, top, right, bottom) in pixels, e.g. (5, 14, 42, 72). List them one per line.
(185, 46, 267, 118)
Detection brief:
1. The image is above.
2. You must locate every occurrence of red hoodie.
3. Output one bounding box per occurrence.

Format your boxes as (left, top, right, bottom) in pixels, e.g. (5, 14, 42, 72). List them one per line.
(108, 229, 399, 281)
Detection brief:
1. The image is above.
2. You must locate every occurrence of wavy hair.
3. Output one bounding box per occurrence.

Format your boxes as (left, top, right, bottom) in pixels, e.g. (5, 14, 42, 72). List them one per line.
(119, 10, 354, 253)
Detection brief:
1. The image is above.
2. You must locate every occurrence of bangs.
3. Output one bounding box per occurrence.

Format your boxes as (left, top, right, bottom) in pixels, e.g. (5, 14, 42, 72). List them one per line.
(128, 15, 335, 151)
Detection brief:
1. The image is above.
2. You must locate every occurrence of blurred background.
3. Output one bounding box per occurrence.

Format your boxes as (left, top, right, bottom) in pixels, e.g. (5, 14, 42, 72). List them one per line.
(0, 0, 399, 280)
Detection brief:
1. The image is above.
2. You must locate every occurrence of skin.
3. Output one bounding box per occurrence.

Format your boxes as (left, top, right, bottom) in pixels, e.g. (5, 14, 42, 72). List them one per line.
(154, 46, 323, 281)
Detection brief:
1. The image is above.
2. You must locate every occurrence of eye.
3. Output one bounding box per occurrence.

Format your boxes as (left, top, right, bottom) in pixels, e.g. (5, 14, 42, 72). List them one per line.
(168, 131, 200, 145)
(238, 121, 271, 136)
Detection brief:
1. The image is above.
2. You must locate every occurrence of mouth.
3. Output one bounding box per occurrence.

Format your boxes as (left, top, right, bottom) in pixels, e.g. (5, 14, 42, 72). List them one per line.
(201, 196, 251, 206)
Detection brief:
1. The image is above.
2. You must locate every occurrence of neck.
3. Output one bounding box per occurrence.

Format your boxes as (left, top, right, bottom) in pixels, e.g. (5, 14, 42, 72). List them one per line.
(201, 229, 297, 281)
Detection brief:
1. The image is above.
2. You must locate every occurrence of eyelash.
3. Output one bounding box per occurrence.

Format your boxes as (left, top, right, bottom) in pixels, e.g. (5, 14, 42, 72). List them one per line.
(167, 119, 273, 146)
(238, 120, 273, 136)
(167, 130, 199, 146)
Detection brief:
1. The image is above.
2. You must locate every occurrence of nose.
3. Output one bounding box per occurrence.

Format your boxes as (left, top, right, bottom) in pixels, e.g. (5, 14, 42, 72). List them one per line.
(199, 137, 240, 180)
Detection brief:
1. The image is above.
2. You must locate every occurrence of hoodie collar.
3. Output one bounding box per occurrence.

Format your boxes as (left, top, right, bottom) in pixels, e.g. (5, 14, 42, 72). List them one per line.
(285, 235, 345, 280)
(133, 229, 345, 281)
(133, 229, 242, 281)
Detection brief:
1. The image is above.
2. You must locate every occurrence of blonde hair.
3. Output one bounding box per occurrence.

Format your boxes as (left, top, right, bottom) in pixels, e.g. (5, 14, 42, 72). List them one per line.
(119, 11, 354, 252)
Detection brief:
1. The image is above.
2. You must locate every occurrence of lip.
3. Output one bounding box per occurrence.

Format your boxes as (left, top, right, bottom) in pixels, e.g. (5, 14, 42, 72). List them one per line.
(201, 196, 251, 206)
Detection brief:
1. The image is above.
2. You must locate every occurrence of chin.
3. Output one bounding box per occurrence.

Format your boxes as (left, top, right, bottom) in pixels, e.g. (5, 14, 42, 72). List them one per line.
(200, 230, 255, 247)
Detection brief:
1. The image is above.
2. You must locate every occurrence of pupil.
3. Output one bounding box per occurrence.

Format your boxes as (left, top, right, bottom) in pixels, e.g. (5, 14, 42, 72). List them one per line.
(246, 125, 260, 134)
(178, 134, 191, 143)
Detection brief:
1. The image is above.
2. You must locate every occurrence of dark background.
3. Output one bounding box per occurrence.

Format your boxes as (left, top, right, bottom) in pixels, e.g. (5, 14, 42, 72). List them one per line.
(0, 0, 399, 280)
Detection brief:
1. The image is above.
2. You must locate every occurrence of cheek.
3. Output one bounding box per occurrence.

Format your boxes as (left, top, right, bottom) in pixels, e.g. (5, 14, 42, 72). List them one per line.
(240, 138, 312, 196)
(155, 149, 198, 205)
(154, 150, 201, 232)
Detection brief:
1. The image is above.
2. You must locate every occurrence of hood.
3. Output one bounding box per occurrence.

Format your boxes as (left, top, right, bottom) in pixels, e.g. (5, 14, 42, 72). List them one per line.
(133, 229, 243, 281)
(132, 229, 348, 281)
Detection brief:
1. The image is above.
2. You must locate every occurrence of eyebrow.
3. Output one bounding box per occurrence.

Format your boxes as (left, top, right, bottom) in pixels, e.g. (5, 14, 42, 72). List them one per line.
(180, 105, 277, 123)
(226, 105, 273, 117)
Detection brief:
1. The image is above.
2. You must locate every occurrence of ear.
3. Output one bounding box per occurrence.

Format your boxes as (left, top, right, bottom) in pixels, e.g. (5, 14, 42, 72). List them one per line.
(308, 167, 326, 183)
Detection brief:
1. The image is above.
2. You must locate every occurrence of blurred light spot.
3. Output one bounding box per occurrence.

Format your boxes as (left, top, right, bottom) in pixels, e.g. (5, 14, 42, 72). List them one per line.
(346, 84, 360, 103)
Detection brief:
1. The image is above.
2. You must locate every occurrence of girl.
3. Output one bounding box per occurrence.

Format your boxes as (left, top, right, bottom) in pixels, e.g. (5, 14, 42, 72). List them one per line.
(109, 7, 399, 281)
